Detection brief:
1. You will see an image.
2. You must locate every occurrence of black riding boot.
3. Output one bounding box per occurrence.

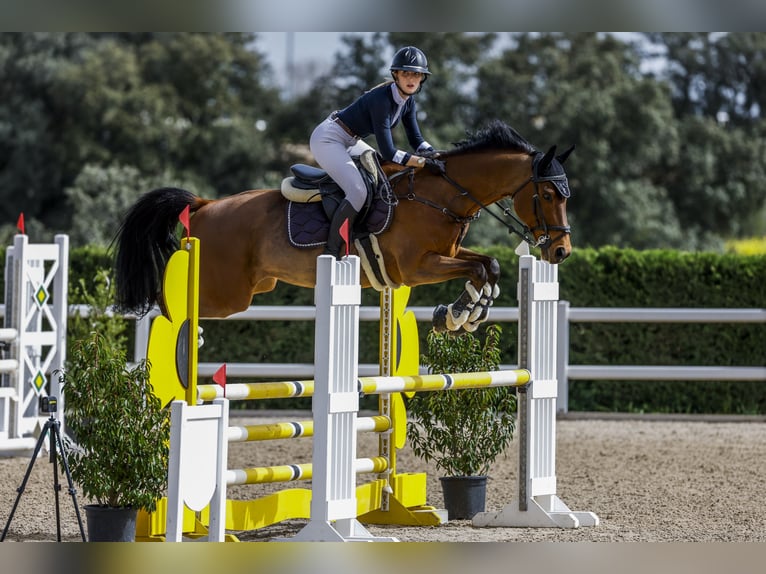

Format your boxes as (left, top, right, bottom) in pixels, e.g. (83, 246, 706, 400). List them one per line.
(324, 199, 360, 259)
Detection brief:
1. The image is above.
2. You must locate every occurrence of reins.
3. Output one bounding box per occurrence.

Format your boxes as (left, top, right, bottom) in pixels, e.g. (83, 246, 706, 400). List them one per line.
(395, 169, 478, 225)
(392, 159, 571, 250)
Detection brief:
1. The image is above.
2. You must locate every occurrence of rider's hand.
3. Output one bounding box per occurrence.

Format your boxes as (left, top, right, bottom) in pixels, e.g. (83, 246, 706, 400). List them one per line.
(424, 157, 446, 175)
(419, 148, 440, 159)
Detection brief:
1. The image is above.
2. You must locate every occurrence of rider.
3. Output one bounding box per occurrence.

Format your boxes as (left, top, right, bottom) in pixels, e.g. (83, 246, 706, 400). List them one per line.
(310, 45, 445, 259)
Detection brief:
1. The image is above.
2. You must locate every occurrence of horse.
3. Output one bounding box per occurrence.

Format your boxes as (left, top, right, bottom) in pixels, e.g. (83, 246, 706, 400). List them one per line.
(114, 120, 573, 333)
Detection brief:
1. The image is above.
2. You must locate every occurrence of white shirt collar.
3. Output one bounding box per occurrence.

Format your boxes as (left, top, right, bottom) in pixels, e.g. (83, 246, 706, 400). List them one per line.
(390, 82, 408, 105)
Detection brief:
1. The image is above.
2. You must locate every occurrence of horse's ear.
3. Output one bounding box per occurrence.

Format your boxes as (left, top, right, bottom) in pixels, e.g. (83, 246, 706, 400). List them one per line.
(556, 145, 575, 164)
(538, 145, 557, 172)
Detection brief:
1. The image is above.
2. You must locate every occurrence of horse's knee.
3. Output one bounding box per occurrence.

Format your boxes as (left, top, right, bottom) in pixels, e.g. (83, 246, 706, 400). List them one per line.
(468, 258, 499, 292)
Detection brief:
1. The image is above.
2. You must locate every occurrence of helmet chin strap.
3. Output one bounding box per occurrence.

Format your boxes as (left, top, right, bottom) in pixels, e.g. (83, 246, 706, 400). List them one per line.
(395, 82, 411, 98)
(391, 73, 422, 96)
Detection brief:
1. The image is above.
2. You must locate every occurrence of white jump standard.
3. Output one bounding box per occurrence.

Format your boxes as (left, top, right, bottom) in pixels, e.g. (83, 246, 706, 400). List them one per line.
(284, 255, 397, 542)
(0, 234, 68, 456)
(164, 249, 597, 541)
(472, 248, 599, 528)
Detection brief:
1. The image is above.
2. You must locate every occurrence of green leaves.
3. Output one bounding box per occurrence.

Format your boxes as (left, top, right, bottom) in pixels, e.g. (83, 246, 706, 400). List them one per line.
(67, 269, 128, 358)
(3, 32, 766, 249)
(60, 331, 169, 511)
(0, 33, 279, 246)
(405, 325, 516, 477)
(469, 32, 766, 248)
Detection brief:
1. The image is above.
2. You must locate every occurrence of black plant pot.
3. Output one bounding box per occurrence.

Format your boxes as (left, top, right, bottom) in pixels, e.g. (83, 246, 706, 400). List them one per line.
(84, 505, 138, 542)
(439, 475, 487, 520)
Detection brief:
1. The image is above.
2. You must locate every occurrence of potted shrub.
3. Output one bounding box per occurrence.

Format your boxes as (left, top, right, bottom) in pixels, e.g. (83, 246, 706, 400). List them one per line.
(59, 273, 169, 541)
(405, 324, 516, 520)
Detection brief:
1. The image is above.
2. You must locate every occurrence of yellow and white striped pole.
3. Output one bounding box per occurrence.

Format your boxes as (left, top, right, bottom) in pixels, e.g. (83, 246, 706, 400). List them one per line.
(197, 370, 530, 402)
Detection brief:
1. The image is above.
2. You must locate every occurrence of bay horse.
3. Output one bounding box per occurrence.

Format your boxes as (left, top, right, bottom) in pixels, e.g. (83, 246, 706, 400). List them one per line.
(114, 120, 573, 333)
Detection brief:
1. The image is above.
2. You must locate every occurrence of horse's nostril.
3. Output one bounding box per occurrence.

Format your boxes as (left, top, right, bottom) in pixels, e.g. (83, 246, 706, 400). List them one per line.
(555, 246, 568, 262)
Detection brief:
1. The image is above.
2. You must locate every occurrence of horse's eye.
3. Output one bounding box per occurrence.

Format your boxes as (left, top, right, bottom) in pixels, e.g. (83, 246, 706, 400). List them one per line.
(542, 191, 553, 201)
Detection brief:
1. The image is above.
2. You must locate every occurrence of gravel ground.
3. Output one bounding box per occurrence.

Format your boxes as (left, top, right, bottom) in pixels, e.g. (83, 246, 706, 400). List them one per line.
(2, 413, 765, 543)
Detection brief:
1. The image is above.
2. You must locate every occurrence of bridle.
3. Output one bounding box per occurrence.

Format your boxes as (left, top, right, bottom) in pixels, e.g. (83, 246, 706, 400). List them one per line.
(394, 151, 571, 249)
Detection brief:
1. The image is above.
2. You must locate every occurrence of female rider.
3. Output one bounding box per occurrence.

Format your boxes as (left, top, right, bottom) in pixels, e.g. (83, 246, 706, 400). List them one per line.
(310, 46, 444, 258)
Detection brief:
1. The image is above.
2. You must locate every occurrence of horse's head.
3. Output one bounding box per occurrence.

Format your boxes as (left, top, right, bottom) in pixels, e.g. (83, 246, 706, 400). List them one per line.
(512, 145, 573, 264)
(434, 121, 573, 264)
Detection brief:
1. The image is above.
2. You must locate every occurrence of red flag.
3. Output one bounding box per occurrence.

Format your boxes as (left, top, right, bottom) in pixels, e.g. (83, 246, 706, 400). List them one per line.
(16, 213, 25, 235)
(213, 363, 227, 397)
(178, 205, 190, 239)
(339, 218, 350, 257)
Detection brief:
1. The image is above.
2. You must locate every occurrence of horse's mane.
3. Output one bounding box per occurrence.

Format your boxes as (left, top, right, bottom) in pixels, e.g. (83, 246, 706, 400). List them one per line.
(442, 120, 536, 157)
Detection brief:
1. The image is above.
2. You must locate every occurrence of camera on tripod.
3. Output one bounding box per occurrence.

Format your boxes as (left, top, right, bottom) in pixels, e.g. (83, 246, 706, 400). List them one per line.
(3, 394, 86, 541)
(39, 395, 57, 414)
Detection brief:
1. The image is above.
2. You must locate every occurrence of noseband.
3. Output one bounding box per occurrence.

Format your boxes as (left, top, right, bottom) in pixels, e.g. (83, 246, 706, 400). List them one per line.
(396, 151, 571, 249)
(508, 151, 572, 248)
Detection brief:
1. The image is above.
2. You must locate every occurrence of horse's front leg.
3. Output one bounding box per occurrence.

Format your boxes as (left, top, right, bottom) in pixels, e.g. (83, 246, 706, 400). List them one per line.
(452, 248, 502, 331)
(412, 249, 500, 333)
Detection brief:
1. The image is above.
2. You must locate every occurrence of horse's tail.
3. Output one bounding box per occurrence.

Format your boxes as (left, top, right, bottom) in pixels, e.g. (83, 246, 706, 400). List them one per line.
(113, 187, 208, 316)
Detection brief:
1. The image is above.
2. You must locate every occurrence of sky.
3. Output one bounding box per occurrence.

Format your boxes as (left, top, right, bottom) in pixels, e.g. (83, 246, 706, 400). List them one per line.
(252, 32, 643, 97)
(254, 32, 349, 95)
(255, 32, 345, 70)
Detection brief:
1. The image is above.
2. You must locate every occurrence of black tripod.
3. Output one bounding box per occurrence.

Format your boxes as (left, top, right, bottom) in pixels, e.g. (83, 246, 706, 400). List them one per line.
(1, 407, 86, 542)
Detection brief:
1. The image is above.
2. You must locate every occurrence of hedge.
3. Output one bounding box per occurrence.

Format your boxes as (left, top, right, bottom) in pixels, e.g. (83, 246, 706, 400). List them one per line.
(5, 243, 763, 414)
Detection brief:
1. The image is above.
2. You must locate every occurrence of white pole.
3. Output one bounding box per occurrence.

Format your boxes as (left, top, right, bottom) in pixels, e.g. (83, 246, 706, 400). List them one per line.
(287, 255, 397, 542)
(473, 254, 599, 528)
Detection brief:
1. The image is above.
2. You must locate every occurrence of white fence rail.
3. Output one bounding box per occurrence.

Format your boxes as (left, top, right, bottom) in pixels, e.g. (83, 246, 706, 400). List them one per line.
(130, 303, 766, 413)
(5, 303, 761, 413)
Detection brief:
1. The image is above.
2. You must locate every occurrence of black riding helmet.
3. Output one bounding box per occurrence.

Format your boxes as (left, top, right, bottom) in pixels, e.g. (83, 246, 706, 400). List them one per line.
(390, 46, 431, 85)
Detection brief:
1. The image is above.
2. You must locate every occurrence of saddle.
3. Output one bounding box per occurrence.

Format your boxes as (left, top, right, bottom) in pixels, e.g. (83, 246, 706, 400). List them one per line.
(282, 150, 395, 248)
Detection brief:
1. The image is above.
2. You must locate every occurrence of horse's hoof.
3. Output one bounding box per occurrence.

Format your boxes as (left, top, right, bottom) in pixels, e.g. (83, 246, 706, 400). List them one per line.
(464, 281, 482, 303)
(462, 320, 480, 333)
(468, 304, 485, 323)
(445, 303, 470, 331)
(432, 304, 449, 332)
(474, 304, 491, 324)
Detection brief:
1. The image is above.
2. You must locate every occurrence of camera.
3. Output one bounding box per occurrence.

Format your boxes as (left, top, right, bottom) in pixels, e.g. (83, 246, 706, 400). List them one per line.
(39, 395, 57, 414)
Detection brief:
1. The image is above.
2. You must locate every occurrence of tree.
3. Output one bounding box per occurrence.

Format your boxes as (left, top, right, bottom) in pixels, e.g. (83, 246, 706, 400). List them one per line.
(665, 116, 766, 241)
(639, 33, 766, 242)
(0, 33, 97, 232)
(470, 33, 682, 248)
(55, 33, 280, 194)
(4, 32, 765, 250)
(0, 33, 281, 246)
(64, 163, 206, 247)
(645, 33, 766, 125)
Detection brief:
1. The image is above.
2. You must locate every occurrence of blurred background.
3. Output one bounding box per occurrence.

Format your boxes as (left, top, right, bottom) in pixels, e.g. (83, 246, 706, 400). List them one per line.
(2, 31, 765, 253)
